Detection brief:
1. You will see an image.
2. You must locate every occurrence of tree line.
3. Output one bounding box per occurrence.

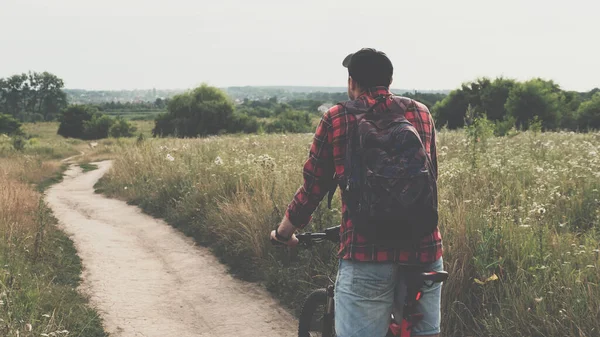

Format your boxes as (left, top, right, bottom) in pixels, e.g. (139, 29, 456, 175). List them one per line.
(0, 72, 68, 122)
(2, 70, 599, 140)
(432, 77, 600, 132)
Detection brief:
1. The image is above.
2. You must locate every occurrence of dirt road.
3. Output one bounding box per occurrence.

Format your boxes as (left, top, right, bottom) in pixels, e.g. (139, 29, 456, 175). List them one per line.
(46, 161, 297, 337)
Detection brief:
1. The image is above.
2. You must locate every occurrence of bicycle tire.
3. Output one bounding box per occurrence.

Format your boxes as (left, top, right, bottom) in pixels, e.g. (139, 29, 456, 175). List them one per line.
(298, 288, 335, 337)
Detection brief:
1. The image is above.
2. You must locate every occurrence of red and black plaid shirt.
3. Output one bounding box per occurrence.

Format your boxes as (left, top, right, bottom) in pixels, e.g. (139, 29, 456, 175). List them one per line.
(286, 86, 443, 263)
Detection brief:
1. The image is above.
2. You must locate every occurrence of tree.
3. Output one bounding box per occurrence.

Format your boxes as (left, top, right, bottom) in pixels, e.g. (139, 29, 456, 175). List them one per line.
(0, 114, 23, 135)
(505, 79, 562, 130)
(432, 77, 517, 129)
(0, 71, 67, 121)
(152, 84, 238, 137)
(432, 89, 469, 128)
(479, 78, 516, 122)
(36, 72, 68, 120)
(57, 105, 98, 139)
(577, 93, 600, 130)
(559, 91, 582, 130)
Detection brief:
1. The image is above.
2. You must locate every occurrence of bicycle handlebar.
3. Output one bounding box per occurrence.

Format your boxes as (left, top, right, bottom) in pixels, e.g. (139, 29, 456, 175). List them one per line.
(270, 225, 341, 247)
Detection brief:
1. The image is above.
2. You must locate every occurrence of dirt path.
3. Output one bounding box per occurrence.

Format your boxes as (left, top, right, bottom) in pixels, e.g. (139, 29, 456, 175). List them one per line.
(46, 161, 297, 337)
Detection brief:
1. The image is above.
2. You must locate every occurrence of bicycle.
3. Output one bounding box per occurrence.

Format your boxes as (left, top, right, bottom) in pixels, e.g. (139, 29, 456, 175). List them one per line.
(273, 225, 448, 337)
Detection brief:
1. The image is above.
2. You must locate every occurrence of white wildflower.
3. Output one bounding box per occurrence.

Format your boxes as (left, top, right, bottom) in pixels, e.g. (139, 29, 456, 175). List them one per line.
(166, 154, 175, 162)
(124, 186, 128, 190)
(214, 156, 224, 165)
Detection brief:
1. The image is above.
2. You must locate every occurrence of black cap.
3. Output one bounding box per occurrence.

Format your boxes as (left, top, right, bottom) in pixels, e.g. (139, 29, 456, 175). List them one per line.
(342, 48, 393, 88)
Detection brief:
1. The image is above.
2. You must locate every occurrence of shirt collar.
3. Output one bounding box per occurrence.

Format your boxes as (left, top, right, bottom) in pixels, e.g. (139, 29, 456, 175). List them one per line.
(358, 86, 392, 100)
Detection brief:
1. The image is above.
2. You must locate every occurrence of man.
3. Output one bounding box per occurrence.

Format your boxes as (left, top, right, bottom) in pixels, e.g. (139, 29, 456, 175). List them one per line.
(270, 48, 444, 337)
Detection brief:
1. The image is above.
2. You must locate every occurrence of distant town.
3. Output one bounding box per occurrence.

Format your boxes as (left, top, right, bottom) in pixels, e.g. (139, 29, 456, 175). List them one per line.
(64, 86, 450, 105)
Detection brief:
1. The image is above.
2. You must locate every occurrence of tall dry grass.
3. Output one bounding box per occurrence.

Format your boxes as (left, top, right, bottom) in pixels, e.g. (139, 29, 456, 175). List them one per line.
(98, 130, 600, 336)
(0, 126, 106, 337)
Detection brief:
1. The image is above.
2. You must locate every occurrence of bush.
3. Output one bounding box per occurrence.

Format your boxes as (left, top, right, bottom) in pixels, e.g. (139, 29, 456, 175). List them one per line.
(109, 117, 137, 138)
(266, 110, 313, 133)
(228, 113, 262, 133)
(494, 116, 516, 136)
(11, 136, 26, 151)
(152, 84, 237, 137)
(58, 105, 133, 140)
(57, 105, 97, 139)
(83, 114, 114, 140)
(0, 113, 23, 135)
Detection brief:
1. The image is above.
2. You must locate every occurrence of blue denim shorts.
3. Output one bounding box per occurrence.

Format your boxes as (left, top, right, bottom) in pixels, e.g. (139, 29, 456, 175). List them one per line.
(334, 257, 444, 337)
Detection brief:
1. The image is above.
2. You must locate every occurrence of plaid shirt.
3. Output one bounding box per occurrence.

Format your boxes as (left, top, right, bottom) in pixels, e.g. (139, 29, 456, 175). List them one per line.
(286, 86, 443, 263)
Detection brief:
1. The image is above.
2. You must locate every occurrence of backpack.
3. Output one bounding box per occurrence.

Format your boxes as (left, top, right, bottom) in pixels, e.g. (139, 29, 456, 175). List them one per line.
(332, 95, 438, 249)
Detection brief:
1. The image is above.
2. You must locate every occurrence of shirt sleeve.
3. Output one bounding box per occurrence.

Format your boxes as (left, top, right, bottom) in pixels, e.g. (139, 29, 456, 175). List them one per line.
(285, 111, 335, 229)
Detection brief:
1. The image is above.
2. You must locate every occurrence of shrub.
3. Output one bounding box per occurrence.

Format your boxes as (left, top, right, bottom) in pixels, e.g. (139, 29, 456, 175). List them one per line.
(109, 117, 137, 138)
(228, 113, 262, 134)
(0, 113, 23, 135)
(83, 114, 114, 140)
(11, 136, 26, 151)
(465, 105, 494, 168)
(57, 105, 97, 139)
(58, 105, 132, 140)
(494, 116, 516, 136)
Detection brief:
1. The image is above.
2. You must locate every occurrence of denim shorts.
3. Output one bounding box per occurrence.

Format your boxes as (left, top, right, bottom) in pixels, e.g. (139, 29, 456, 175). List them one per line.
(334, 257, 444, 337)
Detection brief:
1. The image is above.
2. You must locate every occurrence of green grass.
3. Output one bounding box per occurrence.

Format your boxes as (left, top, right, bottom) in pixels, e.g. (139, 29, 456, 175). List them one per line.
(79, 163, 99, 173)
(36, 164, 68, 192)
(96, 130, 600, 336)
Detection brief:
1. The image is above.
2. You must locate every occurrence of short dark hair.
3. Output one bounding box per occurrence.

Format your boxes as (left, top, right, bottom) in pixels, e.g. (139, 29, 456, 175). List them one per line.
(342, 48, 393, 88)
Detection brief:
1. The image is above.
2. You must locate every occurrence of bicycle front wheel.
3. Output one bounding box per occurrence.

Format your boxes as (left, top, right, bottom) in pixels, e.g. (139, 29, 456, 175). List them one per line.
(298, 288, 335, 337)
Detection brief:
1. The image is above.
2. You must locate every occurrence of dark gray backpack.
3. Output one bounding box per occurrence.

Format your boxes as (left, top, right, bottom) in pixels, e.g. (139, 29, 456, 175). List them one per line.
(332, 95, 438, 248)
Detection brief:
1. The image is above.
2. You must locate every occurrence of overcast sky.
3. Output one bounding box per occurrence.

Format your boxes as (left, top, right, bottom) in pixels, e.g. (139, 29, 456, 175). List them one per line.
(1, 0, 598, 91)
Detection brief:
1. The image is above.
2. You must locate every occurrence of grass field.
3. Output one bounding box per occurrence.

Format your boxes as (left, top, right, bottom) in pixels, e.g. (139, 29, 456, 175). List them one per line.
(0, 123, 107, 337)
(103, 110, 163, 121)
(94, 129, 600, 336)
